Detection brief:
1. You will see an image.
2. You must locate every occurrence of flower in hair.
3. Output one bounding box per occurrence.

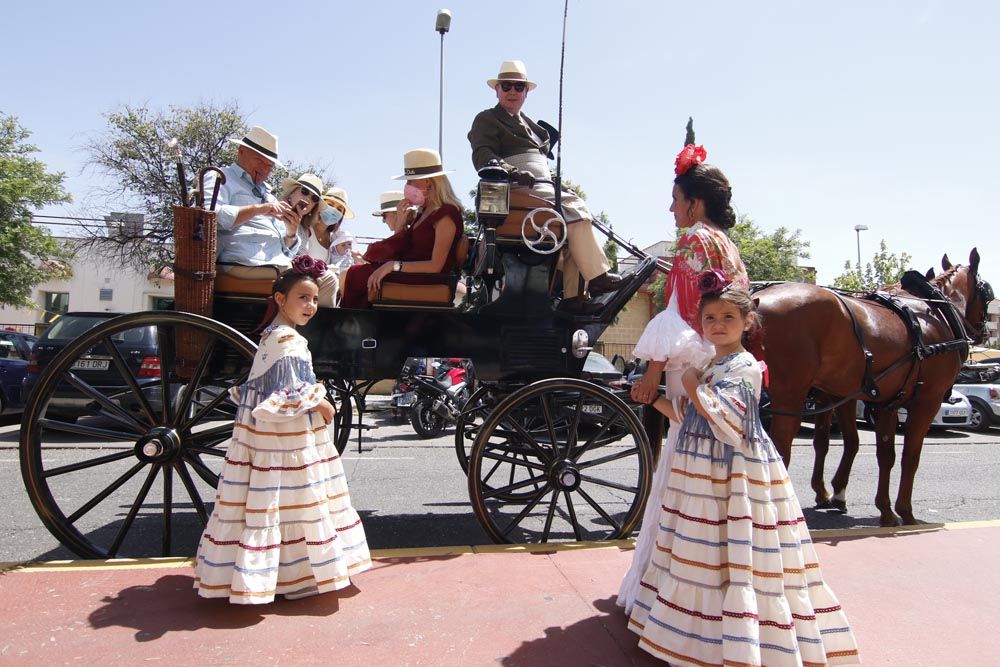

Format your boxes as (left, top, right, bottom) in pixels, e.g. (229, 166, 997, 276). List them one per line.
(697, 268, 732, 296)
(291, 254, 327, 279)
(674, 144, 707, 176)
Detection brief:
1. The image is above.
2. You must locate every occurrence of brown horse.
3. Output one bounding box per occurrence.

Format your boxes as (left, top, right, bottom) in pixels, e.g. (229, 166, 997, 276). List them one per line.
(756, 248, 991, 526)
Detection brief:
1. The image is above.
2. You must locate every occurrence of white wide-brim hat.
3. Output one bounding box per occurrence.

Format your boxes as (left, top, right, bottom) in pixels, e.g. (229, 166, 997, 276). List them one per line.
(229, 125, 285, 168)
(486, 60, 537, 91)
(392, 148, 454, 180)
(322, 186, 356, 219)
(330, 229, 354, 248)
(372, 190, 405, 216)
(279, 173, 327, 211)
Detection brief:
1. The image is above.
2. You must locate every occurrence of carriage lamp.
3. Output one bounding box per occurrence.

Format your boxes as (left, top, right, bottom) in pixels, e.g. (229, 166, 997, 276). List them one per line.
(476, 163, 511, 225)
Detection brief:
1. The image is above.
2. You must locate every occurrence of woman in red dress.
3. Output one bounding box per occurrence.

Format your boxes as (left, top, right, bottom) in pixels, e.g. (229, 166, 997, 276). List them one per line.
(341, 149, 463, 309)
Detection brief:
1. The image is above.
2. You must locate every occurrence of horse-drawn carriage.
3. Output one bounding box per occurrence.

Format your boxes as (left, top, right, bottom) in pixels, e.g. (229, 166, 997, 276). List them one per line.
(18, 166, 662, 559)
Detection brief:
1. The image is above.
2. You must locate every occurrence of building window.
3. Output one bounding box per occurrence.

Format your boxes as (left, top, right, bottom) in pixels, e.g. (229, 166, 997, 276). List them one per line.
(99, 288, 113, 301)
(150, 297, 174, 310)
(41, 292, 69, 323)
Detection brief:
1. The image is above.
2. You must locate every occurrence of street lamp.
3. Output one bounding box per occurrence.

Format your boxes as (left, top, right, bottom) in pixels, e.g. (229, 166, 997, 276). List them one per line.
(854, 224, 868, 274)
(435, 9, 452, 158)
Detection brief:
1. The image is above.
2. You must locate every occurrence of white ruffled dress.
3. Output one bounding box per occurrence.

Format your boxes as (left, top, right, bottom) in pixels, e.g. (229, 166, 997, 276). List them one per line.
(628, 352, 860, 665)
(194, 324, 371, 603)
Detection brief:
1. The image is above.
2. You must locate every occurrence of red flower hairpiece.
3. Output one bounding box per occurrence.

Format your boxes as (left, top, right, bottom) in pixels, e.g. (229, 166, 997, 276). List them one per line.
(675, 144, 707, 176)
(696, 268, 732, 296)
(291, 254, 327, 279)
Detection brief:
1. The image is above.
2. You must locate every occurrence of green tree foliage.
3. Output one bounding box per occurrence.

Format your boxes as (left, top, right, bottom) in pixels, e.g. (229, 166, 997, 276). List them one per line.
(728, 214, 811, 282)
(82, 102, 331, 271)
(0, 113, 73, 309)
(832, 239, 912, 291)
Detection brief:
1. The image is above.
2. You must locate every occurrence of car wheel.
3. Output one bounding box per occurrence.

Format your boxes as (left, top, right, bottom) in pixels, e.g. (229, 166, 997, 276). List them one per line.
(969, 400, 992, 432)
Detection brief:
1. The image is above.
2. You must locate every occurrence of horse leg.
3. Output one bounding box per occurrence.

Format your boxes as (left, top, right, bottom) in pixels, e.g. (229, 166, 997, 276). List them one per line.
(812, 410, 833, 508)
(830, 401, 861, 514)
(894, 400, 937, 525)
(872, 406, 901, 527)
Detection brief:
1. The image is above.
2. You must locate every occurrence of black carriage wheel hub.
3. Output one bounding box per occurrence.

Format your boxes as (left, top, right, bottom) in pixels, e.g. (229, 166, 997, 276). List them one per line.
(550, 459, 581, 491)
(134, 427, 182, 463)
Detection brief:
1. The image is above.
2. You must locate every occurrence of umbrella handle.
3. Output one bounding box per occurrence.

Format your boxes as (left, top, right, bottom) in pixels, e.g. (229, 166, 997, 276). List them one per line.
(198, 167, 226, 211)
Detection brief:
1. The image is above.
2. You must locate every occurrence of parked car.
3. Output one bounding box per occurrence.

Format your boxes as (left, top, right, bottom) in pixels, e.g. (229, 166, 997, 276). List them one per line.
(857, 389, 971, 429)
(953, 363, 1000, 432)
(582, 351, 628, 391)
(22, 312, 161, 421)
(0, 331, 38, 414)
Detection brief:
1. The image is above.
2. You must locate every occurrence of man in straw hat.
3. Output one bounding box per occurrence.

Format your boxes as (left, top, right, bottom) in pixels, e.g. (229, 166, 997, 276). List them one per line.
(205, 126, 338, 306)
(372, 190, 409, 234)
(468, 60, 623, 305)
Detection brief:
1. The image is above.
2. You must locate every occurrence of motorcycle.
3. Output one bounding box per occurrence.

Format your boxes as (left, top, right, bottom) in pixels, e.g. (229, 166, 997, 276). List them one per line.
(389, 358, 425, 421)
(405, 358, 474, 439)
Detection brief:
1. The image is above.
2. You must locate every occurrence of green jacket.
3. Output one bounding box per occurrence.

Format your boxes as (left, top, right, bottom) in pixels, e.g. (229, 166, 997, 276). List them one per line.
(468, 104, 551, 172)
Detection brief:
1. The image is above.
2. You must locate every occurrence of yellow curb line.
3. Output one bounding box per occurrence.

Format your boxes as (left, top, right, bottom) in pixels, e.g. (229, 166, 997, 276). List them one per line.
(4, 520, 999, 573)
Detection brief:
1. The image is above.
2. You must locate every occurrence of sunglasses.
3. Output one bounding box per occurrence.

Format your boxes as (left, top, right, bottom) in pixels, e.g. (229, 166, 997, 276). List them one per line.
(299, 186, 320, 204)
(499, 82, 527, 93)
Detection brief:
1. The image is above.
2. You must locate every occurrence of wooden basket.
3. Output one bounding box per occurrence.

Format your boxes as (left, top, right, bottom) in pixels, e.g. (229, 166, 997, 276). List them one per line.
(172, 205, 217, 379)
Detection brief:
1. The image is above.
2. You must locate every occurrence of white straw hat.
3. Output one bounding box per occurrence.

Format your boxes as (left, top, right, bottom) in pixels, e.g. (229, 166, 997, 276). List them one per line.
(322, 187, 356, 219)
(372, 190, 405, 216)
(229, 125, 284, 167)
(486, 60, 537, 91)
(392, 148, 454, 180)
(279, 173, 327, 211)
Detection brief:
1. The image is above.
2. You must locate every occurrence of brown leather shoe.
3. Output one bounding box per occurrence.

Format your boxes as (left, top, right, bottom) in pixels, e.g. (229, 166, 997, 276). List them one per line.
(587, 271, 623, 296)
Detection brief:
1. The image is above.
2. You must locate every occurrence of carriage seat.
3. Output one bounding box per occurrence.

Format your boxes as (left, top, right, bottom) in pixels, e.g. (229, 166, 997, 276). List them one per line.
(213, 264, 281, 297)
(373, 234, 470, 308)
(495, 190, 563, 243)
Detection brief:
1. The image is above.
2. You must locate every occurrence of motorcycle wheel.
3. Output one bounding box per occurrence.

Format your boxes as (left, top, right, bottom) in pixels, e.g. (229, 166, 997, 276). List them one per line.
(409, 399, 448, 439)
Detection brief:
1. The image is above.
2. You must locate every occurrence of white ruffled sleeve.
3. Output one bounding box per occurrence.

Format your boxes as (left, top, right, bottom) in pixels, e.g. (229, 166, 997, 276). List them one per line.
(246, 328, 327, 423)
(693, 355, 761, 449)
(633, 301, 715, 370)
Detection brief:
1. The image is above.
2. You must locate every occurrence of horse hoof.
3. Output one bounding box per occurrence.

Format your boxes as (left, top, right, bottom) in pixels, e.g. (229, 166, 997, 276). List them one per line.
(830, 499, 848, 513)
(879, 515, 902, 528)
(900, 515, 920, 526)
(815, 499, 834, 510)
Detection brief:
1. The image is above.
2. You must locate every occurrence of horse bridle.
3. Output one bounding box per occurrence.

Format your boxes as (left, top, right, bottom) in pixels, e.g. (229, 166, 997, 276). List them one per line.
(962, 277, 994, 344)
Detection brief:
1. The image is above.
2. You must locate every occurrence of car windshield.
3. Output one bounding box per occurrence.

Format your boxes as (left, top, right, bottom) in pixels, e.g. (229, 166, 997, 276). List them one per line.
(584, 352, 620, 375)
(44, 317, 153, 345)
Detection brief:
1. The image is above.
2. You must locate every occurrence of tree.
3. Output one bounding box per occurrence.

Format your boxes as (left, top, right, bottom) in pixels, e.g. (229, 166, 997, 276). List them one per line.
(832, 239, 912, 291)
(729, 214, 811, 282)
(81, 102, 332, 272)
(0, 113, 73, 309)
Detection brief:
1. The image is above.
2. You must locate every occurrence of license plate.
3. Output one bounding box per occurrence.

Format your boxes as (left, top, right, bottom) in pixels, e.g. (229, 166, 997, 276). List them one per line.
(582, 404, 603, 415)
(944, 409, 967, 417)
(71, 358, 111, 371)
(396, 394, 416, 407)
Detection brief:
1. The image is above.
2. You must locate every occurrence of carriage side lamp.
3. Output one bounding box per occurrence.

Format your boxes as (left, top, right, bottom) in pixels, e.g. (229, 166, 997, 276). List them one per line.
(476, 163, 511, 227)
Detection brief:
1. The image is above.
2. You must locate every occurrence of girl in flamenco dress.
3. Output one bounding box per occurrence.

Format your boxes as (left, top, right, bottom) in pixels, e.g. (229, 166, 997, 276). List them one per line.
(619, 145, 749, 613)
(628, 281, 860, 666)
(194, 255, 371, 603)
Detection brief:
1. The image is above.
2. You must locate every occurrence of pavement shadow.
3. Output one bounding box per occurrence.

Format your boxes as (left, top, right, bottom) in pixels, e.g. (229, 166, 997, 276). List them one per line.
(358, 509, 489, 549)
(88, 572, 358, 642)
(499, 595, 660, 666)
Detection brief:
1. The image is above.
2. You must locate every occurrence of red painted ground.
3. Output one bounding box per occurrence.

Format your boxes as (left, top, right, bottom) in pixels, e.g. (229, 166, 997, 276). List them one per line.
(1, 525, 998, 665)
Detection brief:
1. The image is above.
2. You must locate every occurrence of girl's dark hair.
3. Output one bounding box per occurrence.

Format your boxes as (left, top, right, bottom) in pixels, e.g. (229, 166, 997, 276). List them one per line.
(675, 164, 737, 230)
(699, 287, 761, 339)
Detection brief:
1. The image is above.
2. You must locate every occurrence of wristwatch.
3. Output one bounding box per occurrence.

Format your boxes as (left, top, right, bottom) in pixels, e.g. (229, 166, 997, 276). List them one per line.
(393, 261, 402, 272)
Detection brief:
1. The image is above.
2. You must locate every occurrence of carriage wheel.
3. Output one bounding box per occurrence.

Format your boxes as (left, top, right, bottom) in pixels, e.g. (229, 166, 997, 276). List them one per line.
(325, 379, 353, 454)
(454, 385, 497, 473)
(468, 378, 652, 544)
(19, 312, 256, 559)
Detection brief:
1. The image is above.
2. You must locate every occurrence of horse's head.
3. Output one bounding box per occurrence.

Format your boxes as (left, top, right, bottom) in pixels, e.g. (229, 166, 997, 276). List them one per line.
(935, 248, 993, 344)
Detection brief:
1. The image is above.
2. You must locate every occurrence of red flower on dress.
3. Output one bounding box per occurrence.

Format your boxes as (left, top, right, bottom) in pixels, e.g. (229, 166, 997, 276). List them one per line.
(674, 144, 707, 175)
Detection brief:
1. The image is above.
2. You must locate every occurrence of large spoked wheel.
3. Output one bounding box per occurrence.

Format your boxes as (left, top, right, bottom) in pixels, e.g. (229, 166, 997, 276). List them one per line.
(454, 385, 498, 473)
(468, 378, 652, 544)
(19, 312, 256, 559)
(325, 379, 354, 454)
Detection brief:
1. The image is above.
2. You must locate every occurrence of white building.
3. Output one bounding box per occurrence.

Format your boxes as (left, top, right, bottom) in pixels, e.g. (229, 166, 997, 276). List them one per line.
(0, 237, 174, 334)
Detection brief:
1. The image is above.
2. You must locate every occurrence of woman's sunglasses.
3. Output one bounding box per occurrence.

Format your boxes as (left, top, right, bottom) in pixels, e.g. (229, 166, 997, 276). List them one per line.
(499, 82, 527, 92)
(299, 186, 320, 204)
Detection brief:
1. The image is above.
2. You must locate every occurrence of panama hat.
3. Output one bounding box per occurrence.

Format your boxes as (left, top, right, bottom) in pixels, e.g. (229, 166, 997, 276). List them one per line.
(279, 173, 327, 211)
(392, 148, 454, 180)
(372, 190, 405, 216)
(322, 187, 356, 219)
(229, 125, 284, 167)
(486, 60, 537, 91)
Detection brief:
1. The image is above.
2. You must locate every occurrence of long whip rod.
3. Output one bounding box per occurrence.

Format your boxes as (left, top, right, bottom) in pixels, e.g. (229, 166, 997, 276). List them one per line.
(554, 0, 569, 213)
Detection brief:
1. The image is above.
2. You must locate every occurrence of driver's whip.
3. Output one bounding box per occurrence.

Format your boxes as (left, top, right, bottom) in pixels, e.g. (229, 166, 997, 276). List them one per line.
(554, 0, 569, 215)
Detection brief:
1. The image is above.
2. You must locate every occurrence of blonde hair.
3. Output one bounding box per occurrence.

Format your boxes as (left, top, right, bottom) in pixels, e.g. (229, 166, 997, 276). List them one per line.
(424, 175, 465, 214)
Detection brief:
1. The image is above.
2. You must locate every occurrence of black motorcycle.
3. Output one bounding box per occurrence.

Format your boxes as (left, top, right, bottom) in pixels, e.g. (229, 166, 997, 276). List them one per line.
(402, 358, 474, 439)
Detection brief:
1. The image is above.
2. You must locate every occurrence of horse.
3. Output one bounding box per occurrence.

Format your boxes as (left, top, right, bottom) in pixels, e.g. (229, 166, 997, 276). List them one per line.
(755, 248, 992, 526)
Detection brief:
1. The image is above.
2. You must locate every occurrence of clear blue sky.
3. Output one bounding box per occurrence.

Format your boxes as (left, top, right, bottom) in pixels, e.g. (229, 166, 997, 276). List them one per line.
(4, 1, 997, 284)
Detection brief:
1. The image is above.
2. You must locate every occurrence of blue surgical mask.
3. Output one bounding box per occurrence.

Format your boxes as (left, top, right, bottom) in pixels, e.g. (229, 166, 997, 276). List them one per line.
(320, 207, 344, 227)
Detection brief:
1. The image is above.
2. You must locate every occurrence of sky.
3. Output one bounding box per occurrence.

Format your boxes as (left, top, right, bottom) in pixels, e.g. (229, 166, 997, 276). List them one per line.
(3, 0, 997, 284)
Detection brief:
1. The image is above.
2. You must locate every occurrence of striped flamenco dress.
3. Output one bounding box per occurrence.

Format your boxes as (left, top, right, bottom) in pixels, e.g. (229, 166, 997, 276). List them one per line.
(194, 324, 370, 603)
(628, 351, 860, 666)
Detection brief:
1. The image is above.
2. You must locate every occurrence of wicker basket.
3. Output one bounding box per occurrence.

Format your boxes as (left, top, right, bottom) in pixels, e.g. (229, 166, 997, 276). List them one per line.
(172, 205, 217, 379)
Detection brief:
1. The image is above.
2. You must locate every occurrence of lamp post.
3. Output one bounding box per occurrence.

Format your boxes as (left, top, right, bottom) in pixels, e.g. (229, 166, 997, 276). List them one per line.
(435, 9, 452, 158)
(854, 224, 868, 276)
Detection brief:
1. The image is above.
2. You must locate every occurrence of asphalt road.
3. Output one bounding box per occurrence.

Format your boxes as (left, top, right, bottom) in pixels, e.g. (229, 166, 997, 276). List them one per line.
(2, 404, 1000, 563)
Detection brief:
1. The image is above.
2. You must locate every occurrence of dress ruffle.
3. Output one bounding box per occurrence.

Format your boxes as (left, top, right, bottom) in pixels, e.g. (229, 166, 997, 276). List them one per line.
(633, 304, 715, 370)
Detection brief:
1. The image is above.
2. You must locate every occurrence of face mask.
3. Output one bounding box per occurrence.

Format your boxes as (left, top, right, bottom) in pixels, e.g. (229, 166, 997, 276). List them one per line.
(320, 207, 344, 227)
(403, 183, 426, 207)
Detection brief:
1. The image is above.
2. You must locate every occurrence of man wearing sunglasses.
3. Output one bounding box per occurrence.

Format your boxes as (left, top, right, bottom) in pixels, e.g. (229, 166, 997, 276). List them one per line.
(469, 60, 622, 305)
